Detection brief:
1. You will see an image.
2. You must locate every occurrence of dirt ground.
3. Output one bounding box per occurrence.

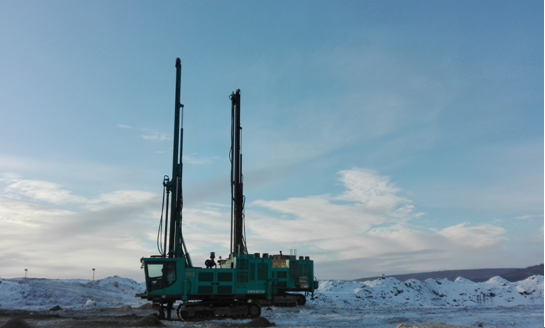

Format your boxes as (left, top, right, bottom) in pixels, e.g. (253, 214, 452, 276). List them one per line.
(0, 307, 477, 328)
(0, 307, 282, 328)
(0, 307, 160, 328)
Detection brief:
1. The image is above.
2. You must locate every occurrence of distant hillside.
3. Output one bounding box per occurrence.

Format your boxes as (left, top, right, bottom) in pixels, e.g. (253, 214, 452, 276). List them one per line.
(501, 264, 544, 282)
(355, 264, 544, 283)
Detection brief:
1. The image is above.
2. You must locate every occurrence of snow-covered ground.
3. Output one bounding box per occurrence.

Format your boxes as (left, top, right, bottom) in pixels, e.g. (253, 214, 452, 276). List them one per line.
(301, 275, 544, 327)
(313, 275, 544, 307)
(0, 276, 147, 310)
(0, 275, 543, 327)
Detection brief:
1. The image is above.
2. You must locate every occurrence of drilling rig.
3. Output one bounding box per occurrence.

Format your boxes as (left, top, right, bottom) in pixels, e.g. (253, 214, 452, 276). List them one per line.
(139, 58, 317, 320)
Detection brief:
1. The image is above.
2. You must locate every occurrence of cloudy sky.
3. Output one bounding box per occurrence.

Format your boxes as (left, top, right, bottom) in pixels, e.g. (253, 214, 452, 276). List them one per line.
(0, 1, 542, 281)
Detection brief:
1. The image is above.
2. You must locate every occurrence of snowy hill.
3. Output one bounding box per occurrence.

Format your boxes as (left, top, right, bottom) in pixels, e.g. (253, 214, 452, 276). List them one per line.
(0, 276, 147, 310)
(0, 275, 542, 311)
(311, 275, 543, 308)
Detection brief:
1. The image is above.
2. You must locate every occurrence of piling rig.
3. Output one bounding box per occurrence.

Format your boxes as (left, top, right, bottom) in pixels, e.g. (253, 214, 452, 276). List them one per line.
(138, 58, 317, 321)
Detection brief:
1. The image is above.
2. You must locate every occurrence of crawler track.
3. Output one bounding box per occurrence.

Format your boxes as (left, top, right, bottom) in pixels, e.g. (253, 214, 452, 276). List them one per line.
(176, 300, 261, 320)
(256, 293, 307, 307)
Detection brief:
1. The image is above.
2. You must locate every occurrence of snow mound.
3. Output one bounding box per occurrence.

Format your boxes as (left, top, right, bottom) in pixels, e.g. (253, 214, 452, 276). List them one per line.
(310, 275, 544, 308)
(0, 275, 542, 311)
(454, 277, 473, 284)
(485, 276, 510, 285)
(0, 276, 147, 310)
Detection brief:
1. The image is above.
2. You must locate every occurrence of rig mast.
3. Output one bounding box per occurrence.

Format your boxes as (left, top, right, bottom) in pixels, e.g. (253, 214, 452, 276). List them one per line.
(165, 58, 191, 267)
(230, 89, 247, 255)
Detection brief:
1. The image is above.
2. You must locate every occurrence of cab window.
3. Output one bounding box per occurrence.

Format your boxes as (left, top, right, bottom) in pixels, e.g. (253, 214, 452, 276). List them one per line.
(146, 262, 176, 291)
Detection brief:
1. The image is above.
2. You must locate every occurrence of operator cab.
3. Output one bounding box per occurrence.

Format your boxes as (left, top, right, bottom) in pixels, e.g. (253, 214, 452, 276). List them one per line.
(142, 258, 180, 293)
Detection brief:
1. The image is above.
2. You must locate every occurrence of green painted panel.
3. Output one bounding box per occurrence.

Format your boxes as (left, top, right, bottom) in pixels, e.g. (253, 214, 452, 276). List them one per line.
(257, 263, 268, 280)
(199, 272, 214, 282)
(303, 263, 312, 277)
(198, 286, 213, 294)
(250, 263, 256, 281)
(217, 286, 232, 294)
(290, 261, 299, 279)
(237, 271, 248, 283)
(238, 259, 248, 270)
(218, 272, 233, 282)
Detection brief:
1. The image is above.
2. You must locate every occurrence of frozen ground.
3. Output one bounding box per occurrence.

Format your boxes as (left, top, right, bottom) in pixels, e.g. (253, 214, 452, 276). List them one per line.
(0, 275, 542, 327)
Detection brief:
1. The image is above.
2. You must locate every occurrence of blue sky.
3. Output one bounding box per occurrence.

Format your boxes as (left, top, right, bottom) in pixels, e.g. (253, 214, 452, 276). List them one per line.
(0, 1, 542, 281)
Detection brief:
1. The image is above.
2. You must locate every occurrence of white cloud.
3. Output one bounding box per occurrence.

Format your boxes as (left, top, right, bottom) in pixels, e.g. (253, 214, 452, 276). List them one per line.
(336, 168, 407, 213)
(249, 168, 420, 252)
(0, 196, 73, 228)
(4, 179, 86, 205)
(116, 124, 132, 129)
(85, 190, 156, 211)
(437, 223, 507, 248)
(141, 132, 170, 141)
(0, 169, 522, 281)
(1, 177, 155, 211)
(182, 154, 216, 165)
(516, 214, 542, 220)
(246, 168, 512, 279)
(0, 177, 161, 281)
